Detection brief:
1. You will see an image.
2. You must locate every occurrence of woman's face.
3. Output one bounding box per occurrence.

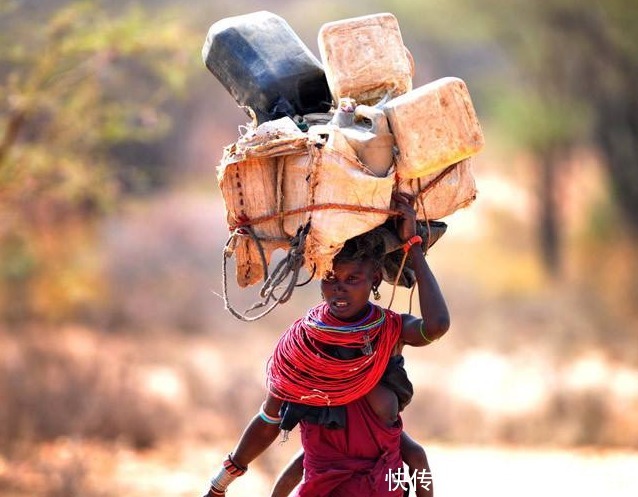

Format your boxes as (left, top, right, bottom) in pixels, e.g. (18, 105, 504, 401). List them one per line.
(320, 259, 380, 322)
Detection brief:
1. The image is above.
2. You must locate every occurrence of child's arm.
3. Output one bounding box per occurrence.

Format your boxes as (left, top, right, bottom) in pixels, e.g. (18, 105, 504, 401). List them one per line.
(400, 432, 433, 497)
(269, 449, 305, 497)
(204, 393, 283, 496)
(393, 193, 450, 346)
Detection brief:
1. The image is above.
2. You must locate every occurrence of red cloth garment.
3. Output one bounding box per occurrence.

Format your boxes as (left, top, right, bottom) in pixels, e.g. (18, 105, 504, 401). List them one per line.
(267, 303, 403, 406)
(293, 397, 404, 497)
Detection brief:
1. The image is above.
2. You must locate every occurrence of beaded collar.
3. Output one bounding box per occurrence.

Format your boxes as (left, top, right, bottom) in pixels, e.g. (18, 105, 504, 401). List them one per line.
(303, 303, 386, 333)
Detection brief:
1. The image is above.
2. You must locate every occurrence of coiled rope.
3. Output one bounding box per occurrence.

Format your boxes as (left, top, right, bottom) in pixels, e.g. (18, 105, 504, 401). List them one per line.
(221, 223, 312, 322)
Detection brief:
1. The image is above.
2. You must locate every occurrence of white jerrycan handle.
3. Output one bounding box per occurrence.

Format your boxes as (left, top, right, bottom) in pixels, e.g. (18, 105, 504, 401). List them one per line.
(354, 104, 391, 134)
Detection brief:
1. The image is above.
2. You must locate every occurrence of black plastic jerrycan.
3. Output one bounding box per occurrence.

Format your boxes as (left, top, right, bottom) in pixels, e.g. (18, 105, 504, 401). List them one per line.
(202, 11, 332, 124)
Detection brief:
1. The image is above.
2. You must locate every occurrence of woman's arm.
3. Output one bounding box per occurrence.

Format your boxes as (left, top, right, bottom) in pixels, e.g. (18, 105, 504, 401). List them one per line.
(229, 394, 283, 466)
(204, 393, 283, 496)
(393, 194, 450, 346)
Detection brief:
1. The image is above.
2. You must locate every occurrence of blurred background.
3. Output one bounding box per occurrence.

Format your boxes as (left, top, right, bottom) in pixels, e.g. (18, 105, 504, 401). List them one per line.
(1, 0, 637, 496)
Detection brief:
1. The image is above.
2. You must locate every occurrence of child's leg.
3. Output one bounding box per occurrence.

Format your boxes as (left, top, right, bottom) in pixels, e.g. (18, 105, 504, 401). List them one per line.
(400, 431, 433, 497)
(365, 383, 400, 426)
(269, 449, 304, 497)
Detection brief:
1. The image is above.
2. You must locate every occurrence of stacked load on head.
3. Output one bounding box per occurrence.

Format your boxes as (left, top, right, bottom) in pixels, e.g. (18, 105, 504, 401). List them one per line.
(203, 11, 484, 317)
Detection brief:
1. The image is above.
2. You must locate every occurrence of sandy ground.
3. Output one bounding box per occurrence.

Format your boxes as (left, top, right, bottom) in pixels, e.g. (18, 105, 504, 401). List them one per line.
(108, 441, 638, 497)
(3, 438, 635, 497)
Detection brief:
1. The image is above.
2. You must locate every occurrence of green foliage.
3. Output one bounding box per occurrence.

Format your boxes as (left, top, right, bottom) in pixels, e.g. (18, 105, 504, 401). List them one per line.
(380, 0, 499, 43)
(488, 89, 592, 152)
(0, 0, 200, 323)
(0, 1, 196, 202)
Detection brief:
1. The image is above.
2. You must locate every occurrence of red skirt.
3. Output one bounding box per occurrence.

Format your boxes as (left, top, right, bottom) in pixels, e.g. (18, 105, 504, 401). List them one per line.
(294, 397, 404, 497)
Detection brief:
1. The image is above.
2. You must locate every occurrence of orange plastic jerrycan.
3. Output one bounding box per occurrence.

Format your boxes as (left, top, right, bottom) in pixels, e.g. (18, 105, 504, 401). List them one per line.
(383, 77, 485, 179)
(318, 13, 413, 106)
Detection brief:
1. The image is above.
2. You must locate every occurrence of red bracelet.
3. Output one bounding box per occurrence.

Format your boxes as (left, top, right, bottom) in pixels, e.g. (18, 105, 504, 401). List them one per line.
(402, 235, 423, 253)
(224, 454, 248, 476)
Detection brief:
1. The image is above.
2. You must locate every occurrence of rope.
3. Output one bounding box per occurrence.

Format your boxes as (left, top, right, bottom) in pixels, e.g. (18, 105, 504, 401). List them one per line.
(387, 250, 409, 310)
(228, 203, 400, 231)
(386, 196, 433, 310)
(226, 158, 454, 232)
(413, 164, 457, 199)
(252, 223, 310, 309)
(221, 223, 311, 322)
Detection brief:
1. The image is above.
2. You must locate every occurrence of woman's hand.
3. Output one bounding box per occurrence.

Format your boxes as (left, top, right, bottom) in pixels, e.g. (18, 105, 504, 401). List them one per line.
(393, 194, 450, 347)
(392, 193, 417, 243)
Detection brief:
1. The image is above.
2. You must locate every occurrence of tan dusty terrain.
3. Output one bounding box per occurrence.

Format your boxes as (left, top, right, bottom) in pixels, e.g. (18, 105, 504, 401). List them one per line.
(85, 440, 638, 497)
(3, 437, 634, 497)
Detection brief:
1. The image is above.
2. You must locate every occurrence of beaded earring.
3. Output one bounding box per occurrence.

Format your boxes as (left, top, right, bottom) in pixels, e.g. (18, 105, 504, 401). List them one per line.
(372, 285, 381, 301)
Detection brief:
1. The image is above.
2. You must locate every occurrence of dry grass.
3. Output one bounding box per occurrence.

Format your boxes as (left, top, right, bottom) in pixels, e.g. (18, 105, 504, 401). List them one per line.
(0, 327, 184, 455)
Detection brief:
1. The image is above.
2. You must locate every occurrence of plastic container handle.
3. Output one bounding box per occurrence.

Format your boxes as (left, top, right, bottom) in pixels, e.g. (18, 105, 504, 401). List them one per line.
(354, 105, 391, 134)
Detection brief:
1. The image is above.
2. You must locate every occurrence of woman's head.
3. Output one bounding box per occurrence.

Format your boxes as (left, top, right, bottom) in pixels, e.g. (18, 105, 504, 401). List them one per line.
(321, 233, 385, 321)
(331, 232, 385, 272)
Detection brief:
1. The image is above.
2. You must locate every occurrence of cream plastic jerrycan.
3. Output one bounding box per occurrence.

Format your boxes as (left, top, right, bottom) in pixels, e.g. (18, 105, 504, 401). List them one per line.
(325, 99, 395, 177)
(383, 77, 484, 179)
(318, 13, 413, 106)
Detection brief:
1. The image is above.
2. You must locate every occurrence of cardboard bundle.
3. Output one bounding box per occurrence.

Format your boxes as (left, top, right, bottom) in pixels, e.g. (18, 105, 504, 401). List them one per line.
(218, 122, 395, 286)
(303, 139, 395, 278)
(398, 158, 477, 221)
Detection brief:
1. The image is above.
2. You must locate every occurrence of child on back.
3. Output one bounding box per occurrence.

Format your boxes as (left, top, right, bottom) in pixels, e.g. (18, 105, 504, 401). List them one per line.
(202, 194, 449, 497)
